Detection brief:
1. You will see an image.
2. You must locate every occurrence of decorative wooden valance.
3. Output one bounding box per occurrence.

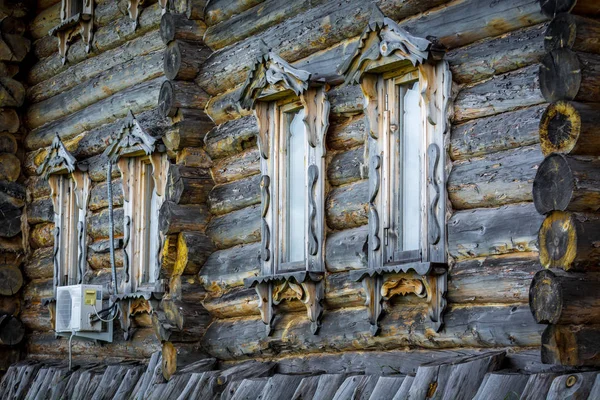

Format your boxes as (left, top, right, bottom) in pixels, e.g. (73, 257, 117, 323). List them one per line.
(240, 45, 329, 335)
(49, 0, 94, 64)
(338, 6, 450, 335)
(37, 133, 77, 179)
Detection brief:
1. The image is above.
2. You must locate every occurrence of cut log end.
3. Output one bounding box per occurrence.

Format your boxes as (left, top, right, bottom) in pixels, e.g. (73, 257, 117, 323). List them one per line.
(539, 101, 581, 155)
(162, 341, 177, 380)
(533, 153, 574, 214)
(158, 80, 175, 117)
(544, 13, 576, 52)
(0, 265, 22, 295)
(539, 211, 576, 271)
(164, 43, 182, 81)
(160, 13, 177, 44)
(539, 0, 576, 17)
(0, 315, 24, 345)
(539, 49, 581, 102)
(529, 269, 562, 324)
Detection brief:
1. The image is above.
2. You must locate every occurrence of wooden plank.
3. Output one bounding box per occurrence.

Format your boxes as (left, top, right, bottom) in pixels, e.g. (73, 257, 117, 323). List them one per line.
(368, 376, 404, 400)
(259, 374, 304, 400)
(520, 372, 558, 400)
(546, 372, 597, 399)
(392, 376, 414, 400)
(230, 378, 269, 400)
(332, 375, 378, 400)
(472, 372, 529, 400)
(439, 352, 505, 400)
(290, 376, 320, 400)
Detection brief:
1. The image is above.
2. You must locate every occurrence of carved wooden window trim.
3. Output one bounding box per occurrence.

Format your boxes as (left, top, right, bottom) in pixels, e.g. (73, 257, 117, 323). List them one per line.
(103, 111, 168, 295)
(49, 0, 94, 64)
(339, 7, 450, 335)
(38, 135, 90, 298)
(239, 44, 330, 335)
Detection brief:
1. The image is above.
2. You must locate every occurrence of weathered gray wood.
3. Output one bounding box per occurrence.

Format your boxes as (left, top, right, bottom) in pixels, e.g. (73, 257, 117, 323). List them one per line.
(331, 375, 378, 400)
(88, 207, 124, 239)
(325, 226, 367, 273)
(450, 105, 544, 161)
(25, 77, 165, 150)
(520, 373, 559, 400)
(174, 232, 214, 275)
(212, 147, 260, 184)
(217, 361, 275, 387)
(26, 51, 164, 130)
(203, 304, 543, 360)
(134, 352, 162, 400)
(328, 147, 364, 187)
(199, 242, 260, 292)
(546, 372, 597, 399)
(89, 180, 124, 212)
(28, 30, 164, 104)
(164, 111, 215, 152)
(0, 181, 26, 208)
(448, 145, 543, 210)
(208, 173, 260, 216)
(587, 374, 600, 400)
(230, 378, 269, 400)
(166, 165, 213, 205)
(164, 40, 211, 81)
(161, 13, 206, 44)
(545, 14, 600, 55)
(0, 203, 21, 238)
(0, 109, 19, 134)
(447, 23, 546, 85)
(0, 77, 24, 107)
(540, 0, 600, 16)
(159, 202, 210, 234)
(27, 3, 163, 87)
(113, 366, 144, 400)
(23, 247, 53, 279)
(327, 115, 366, 151)
(158, 80, 210, 117)
(392, 376, 414, 400)
(289, 376, 320, 400)
(206, 204, 260, 249)
(454, 64, 544, 123)
(258, 374, 305, 400)
(439, 352, 505, 400)
(539, 49, 600, 103)
(448, 253, 540, 304)
(204, 0, 265, 26)
(473, 372, 529, 400)
(204, 115, 258, 160)
(367, 376, 404, 400)
(326, 180, 367, 231)
(0, 33, 30, 62)
(448, 203, 544, 261)
(310, 375, 348, 400)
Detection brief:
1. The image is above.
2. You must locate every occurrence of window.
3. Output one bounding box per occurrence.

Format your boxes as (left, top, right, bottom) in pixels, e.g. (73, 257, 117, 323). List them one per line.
(239, 47, 329, 335)
(103, 111, 167, 294)
(339, 6, 449, 335)
(38, 135, 90, 295)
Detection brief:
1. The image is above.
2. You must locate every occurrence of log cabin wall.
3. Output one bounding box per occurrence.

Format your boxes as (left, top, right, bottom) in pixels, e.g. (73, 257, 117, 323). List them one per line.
(0, 1, 32, 373)
(21, 0, 214, 365)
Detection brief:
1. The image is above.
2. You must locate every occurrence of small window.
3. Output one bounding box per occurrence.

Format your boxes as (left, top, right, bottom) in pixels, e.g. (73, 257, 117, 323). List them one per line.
(54, 176, 80, 285)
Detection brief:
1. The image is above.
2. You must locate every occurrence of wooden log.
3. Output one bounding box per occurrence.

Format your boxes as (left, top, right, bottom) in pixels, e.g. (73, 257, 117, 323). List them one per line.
(199, 242, 260, 293)
(202, 304, 543, 360)
(539, 101, 600, 156)
(325, 226, 367, 273)
(28, 30, 164, 104)
(173, 232, 213, 276)
(204, 0, 329, 50)
(0, 264, 22, 295)
(0, 315, 24, 345)
(448, 145, 542, 210)
(160, 13, 206, 44)
(30, 223, 54, 249)
(327, 115, 365, 151)
(545, 14, 600, 55)
(539, 211, 600, 271)
(89, 181, 124, 212)
(88, 207, 124, 240)
(159, 202, 210, 234)
(28, 198, 54, 224)
(326, 180, 367, 231)
(450, 105, 544, 161)
(206, 204, 260, 249)
(448, 253, 540, 304)
(454, 64, 544, 123)
(204, 116, 258, 160)
(0, 153, 20, 182)
(158, 80, 210, 118)
(207, 174, 260, 216)
(0, 34, 30, 62)
(25, 51, 164, 130)
(0, 61, 18, 78)
(88, 244, 125, 271)
(25, 77, 165, 150)
(212, 148, 259, 184)
(0, 109, 18, 133)
(540, 0, 600, 17)
(204, 0, 265, 26)
(32, 35, 57, 60)
(186, 0, 208, 19)
(448, 203, 544, 261)
(0, 77, 24, 107)
(543, 324, 600, 365)
(27, 3, 163, 87)
(0, 132, 17, 155)
(0, 237, 23, 253)
(166, 165, 213, 205)
(196, 0, 546, 96)
(530, 269, 600, 325)
(328, 147, 364, 187)
(533, 154, 600, 214)
(0, 181, 26, 208)
(447, 23, 547, 85)
(0, 296, 20, 316)
(23, 247, 52, 280)
(22, 277, 53, 304)
(367, 377, 404, 400)
(539, 49, 600, 103)
(0, 203, 21, 238)
(163, 111, 214, 152)
(164, 40, 211, 81)
(176, 147, 212, 168)
(27, 176, 51, 200)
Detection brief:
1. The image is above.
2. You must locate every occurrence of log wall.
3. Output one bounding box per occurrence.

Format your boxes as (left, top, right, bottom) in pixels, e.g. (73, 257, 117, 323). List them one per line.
(18, 0, 590, 373)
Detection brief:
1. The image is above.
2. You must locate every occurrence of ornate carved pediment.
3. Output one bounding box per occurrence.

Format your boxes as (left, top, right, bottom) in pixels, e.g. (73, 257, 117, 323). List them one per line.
(49, 0, 94, 64)
(338, 6, 433, 85)
(239, 41, 312, 111)
(37, 134, 77, 179)
(103, 110, 157, 162)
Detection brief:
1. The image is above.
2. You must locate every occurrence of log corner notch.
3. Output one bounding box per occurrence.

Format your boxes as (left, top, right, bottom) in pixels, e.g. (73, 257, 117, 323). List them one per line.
(336, 5, 448, 336)
(239, 42, 328, 336)
(48, 0, 95, 65)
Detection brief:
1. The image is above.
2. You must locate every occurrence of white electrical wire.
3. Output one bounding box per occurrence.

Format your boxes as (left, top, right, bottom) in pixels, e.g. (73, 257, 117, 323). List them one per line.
(92, 303, 120, 322)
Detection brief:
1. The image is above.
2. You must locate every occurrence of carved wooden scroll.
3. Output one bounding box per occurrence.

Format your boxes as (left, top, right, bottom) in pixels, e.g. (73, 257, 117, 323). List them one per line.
(241, 47, 328, 335)
(104, 110, 157, 162)
(37, 134, 77, 179)
(50, 0, 94, 64)
(339, 7, 450, 335)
